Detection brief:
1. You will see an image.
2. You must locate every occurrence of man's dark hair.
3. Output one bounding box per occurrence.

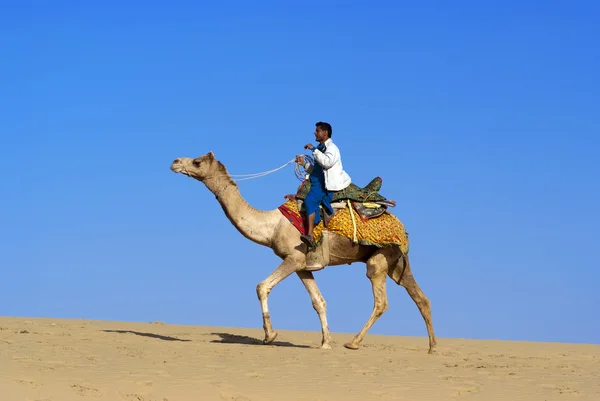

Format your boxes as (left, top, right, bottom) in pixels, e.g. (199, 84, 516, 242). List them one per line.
(316, 121, 332, 138)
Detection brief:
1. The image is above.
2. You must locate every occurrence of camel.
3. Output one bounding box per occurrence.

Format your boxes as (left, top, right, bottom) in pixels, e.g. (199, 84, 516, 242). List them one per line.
(170, 151, 436, 353)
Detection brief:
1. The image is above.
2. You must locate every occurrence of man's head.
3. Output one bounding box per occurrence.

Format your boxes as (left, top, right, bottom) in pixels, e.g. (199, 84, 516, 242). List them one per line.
(314, 121, 332, 143)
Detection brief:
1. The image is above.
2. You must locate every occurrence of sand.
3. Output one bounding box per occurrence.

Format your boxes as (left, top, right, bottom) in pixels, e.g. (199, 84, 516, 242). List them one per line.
(0, 317, 598, 401)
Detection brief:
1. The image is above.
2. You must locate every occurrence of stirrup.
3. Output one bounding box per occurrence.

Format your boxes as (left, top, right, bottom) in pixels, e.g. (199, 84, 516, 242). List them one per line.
(300, 234, 316, 251)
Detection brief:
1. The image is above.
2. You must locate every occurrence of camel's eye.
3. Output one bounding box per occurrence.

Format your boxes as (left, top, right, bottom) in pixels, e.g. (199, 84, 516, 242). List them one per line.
(192, 160, 200, 167)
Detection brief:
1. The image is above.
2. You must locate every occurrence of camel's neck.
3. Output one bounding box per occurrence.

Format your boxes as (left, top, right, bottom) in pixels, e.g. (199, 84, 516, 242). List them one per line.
(204, 174, 279, 247)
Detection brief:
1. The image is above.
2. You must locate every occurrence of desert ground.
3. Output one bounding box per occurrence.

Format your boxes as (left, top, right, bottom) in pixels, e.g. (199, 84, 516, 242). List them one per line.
(0, 317, 598, 401)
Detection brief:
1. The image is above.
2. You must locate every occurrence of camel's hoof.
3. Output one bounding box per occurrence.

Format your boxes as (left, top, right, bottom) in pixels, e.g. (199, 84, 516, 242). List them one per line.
(343, 342, 359, 350)
(427, 341, 437, 354)
(263, 332, 278, 345)
(320, 343, 332, 350)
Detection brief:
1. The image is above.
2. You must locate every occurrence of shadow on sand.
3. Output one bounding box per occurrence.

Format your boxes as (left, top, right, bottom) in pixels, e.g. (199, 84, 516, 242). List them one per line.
(102, 329, 191, 342)
(210, 332, 311, 349)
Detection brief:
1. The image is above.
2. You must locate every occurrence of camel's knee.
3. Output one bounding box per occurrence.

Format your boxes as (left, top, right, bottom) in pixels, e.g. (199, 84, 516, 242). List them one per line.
(312, 296, 327, 313)
(312, 297, 326, 313)
(374, 307, 387, 319)
(256, 283, 269, 300)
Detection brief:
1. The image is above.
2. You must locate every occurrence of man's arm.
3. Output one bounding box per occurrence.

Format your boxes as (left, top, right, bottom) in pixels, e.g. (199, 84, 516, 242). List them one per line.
(313, 145, 339, 169)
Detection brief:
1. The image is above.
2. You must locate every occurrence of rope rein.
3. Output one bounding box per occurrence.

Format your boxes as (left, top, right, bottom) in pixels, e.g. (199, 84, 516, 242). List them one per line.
(228, 156, 313, 182)
(229, 158, 295, 181)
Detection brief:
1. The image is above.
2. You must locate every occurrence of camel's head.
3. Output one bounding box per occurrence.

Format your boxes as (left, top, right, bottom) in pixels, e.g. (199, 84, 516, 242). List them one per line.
(170, 151, 218, 181)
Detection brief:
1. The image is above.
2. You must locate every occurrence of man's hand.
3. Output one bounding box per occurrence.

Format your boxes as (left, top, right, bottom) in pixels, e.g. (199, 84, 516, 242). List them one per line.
(295, 155, 305, 164)
(303, 143, 314, 150)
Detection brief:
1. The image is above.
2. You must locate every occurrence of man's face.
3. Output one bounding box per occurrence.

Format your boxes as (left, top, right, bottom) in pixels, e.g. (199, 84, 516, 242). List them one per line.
(314, 127, 328, 142)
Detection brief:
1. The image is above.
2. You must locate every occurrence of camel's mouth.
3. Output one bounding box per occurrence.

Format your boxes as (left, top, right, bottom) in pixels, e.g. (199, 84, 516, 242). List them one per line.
(170, 159, 188, 175)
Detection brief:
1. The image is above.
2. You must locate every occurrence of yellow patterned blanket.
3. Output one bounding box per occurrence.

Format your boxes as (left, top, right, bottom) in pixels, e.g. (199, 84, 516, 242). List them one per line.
(277, 199, 410, 254)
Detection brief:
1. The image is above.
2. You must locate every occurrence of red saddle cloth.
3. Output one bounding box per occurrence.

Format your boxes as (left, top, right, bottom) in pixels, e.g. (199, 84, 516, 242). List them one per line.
(278, 196, 308, 235)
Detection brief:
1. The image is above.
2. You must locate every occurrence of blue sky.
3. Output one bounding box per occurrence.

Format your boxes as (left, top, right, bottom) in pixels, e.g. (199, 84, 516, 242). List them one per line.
(1, 0, 598, 345)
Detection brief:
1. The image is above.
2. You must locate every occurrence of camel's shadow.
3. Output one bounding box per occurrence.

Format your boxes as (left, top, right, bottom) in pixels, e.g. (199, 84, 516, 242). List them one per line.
(102, 329, 191, 342)
(210, 332, 311, 349)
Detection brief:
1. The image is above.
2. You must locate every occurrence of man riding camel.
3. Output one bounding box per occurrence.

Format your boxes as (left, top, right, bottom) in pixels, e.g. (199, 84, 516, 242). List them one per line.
(295, 121, 352, 250)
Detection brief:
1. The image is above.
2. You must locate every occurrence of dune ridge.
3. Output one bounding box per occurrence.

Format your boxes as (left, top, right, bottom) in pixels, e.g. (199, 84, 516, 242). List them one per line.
(1, 316, 598, 400)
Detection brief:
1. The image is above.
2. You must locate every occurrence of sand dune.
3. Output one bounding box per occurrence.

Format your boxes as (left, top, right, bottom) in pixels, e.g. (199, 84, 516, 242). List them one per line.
(0, 317, 598, 401)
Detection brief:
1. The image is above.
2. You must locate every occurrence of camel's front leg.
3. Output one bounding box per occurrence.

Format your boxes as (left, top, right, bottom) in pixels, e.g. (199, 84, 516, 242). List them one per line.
(256, 256, 303, 344)
(297, 270, 332, 349)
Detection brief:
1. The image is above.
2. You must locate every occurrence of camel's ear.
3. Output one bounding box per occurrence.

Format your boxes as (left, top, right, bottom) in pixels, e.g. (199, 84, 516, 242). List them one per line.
(207, 151, 215, 160)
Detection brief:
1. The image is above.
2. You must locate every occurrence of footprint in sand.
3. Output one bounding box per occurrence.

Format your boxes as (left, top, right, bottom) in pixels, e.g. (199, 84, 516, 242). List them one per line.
(70, 384, 101, 397)
(154, 369, 172, 378)
(15, 378, 40, 388)
(220, 393, 252, 401)
(440, 376, 482, 397)
(123, 393, 170, 401)
(117, 346, 147, 358)
(548, 384, 580, 395)
(243, 372, 264, 379)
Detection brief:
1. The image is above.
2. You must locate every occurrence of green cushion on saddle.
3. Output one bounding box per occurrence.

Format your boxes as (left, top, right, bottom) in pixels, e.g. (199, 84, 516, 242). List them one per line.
(295, 177, 388, 203)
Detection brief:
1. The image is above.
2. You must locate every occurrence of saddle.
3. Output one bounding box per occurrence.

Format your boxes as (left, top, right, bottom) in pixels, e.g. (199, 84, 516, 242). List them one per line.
(287, 177, 396, 223)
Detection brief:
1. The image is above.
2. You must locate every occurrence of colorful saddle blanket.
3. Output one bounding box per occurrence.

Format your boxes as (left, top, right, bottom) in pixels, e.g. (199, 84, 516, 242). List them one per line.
(277, 199, 410, 254)
(294, 177, 394, 205)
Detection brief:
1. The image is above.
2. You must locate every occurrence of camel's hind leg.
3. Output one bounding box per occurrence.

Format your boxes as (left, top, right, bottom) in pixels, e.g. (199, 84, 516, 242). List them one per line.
(343, 247, 398, 350)
(389, 254, 437, 353)
(256, 256, 304, 345)
(297, 270, 332, 349)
